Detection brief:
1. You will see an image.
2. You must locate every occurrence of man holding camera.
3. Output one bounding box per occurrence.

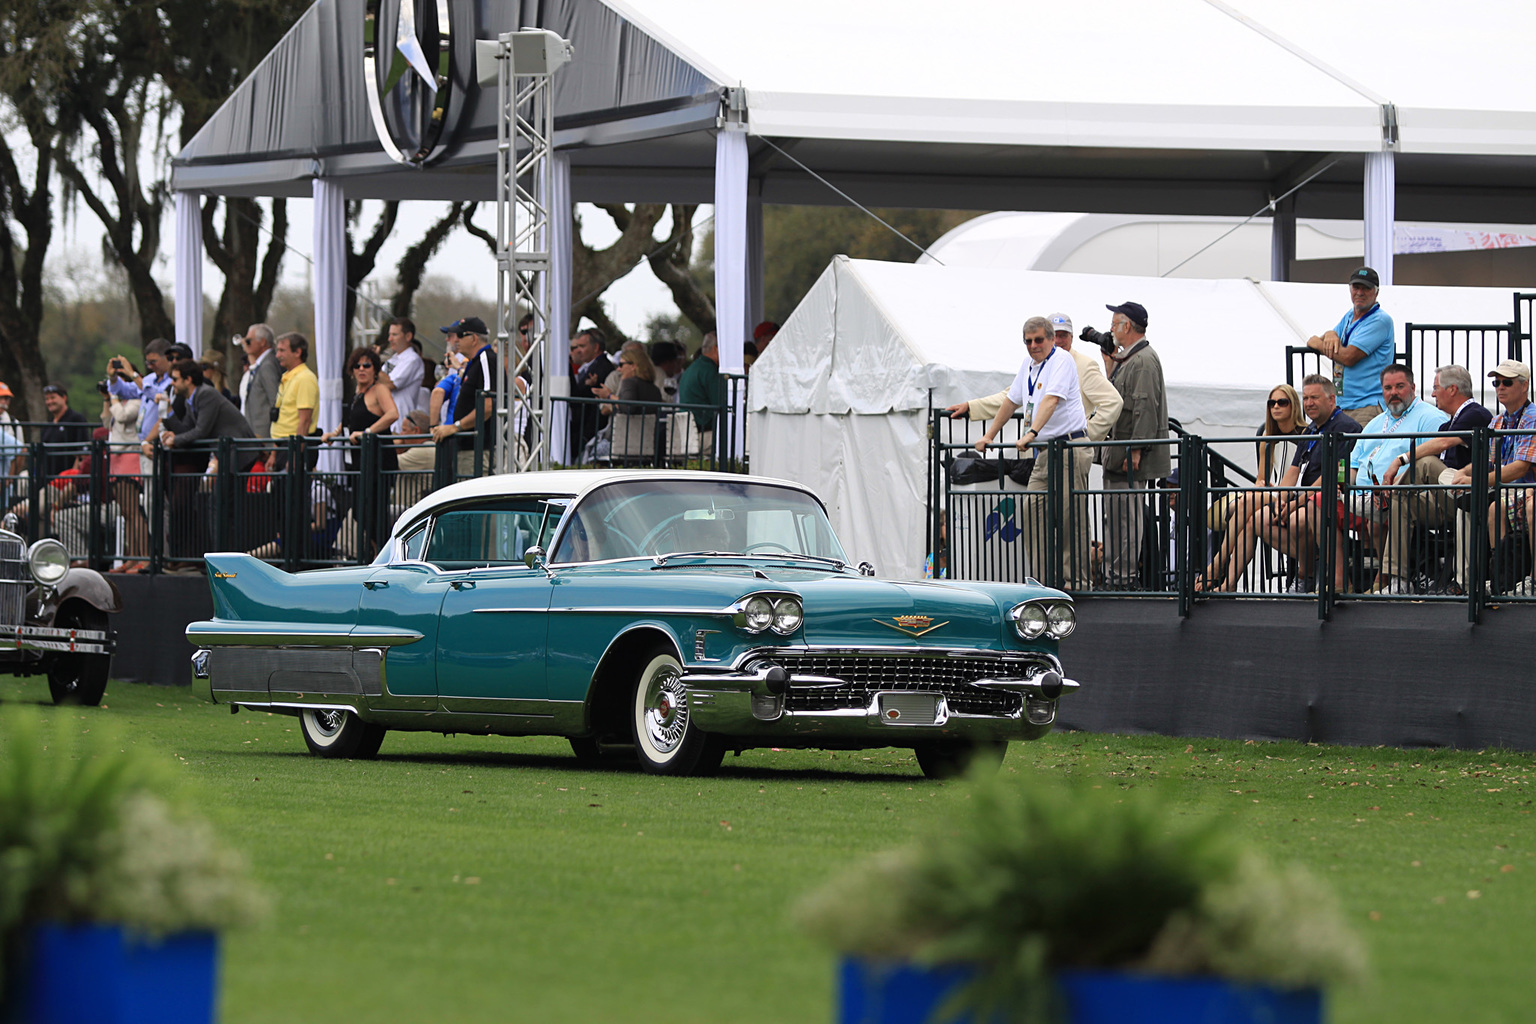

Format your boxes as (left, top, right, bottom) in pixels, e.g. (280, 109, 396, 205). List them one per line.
(947, 313, 1120, 587)
(107, 338, 175, 444)
(1098, 301, 1168, 589)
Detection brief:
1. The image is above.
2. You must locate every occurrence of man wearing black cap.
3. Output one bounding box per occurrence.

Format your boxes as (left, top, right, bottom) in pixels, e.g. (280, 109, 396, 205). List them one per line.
(1306, 267, 1394, 427)
(431, 317, 495, 477)
(1101, 301, 1168, 588)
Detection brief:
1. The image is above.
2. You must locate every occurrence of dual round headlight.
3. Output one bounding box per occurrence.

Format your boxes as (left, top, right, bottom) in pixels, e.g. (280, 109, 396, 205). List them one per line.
(739, 594, 802, 636)
(27, 539, 69, 587)
(1010, 600, 1074, 640)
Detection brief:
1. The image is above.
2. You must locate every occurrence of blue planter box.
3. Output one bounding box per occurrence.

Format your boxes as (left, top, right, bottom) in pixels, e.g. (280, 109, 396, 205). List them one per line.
(839, 957, 1322, 1024)
(23, 925, 218, 1024)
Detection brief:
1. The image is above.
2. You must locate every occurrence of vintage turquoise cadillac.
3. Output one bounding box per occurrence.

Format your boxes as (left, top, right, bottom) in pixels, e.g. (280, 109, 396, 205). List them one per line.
(187, 471, 1079, 777)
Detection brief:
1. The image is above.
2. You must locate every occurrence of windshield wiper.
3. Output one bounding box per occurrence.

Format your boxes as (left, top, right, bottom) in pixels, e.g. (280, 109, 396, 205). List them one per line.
(651, 550, 848, 570)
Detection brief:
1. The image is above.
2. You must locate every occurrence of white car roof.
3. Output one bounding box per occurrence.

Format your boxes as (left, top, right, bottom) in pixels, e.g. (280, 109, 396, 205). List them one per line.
(390, 469, 822, 539)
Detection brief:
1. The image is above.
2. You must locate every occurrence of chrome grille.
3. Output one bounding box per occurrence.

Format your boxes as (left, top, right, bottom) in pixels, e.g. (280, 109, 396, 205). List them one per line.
(0, 533, 26, 630)
(751, 651, 1042, 716)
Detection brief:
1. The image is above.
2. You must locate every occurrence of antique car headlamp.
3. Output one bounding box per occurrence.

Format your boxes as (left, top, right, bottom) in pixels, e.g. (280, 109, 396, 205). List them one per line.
(743, 595, 775, 632)
(1045, 602, 1076, 639)
(1011, 602, 1048, 639)
(27, 538, 69, 588)
(770, 596, 803, 635)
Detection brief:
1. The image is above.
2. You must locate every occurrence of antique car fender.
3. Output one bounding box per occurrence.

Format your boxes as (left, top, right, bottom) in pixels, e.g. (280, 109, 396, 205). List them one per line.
(33, 568, 124, 623)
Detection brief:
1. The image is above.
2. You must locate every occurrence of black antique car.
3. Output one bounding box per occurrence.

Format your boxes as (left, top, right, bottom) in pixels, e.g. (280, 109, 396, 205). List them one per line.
(0, 526, 120, 705)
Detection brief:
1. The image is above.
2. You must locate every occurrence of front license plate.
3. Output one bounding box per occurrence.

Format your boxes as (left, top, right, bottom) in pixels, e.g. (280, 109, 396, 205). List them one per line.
(875, 692, 939, 726)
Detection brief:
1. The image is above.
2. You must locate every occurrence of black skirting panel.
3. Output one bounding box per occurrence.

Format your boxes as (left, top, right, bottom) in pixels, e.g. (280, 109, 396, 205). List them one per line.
(110, 575, 214, 689)
(1058, 598, 1535, 751)
(115, 580, 1533, 750)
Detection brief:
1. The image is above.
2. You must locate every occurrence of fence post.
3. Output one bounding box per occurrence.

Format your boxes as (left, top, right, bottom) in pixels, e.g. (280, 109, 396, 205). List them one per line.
(86, 435, 105, 570)
(214, 437, 234, 553)
(285, 435, 304, 573)
(147, 446, 165, 574)
(473, 389, 486, 479)
(1317, 432, 1339, 621)
(358, 433, 377, 564)
(1177, 435, 1198, 617)
(1467, 426, 1489, 623)
(1045, 437, 1063, 591)
(25, 443, 43, 544)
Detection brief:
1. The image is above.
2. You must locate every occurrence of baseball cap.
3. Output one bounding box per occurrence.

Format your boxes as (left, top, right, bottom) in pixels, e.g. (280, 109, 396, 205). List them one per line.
(1047, 312, 1073, 335)
(441, 316, 489, 336)
(1349, 266, 1380, 288)
(1488, 359, 1531, 381)
(0, 382, 12, 398)
(752, 320, 780, 342)
(1104, 301, 1148, 329)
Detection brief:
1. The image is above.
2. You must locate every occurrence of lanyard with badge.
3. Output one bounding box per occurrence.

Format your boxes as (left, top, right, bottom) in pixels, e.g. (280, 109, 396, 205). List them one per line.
(1024, 348, 1054, 424)
(1364, 402, 1415, 482)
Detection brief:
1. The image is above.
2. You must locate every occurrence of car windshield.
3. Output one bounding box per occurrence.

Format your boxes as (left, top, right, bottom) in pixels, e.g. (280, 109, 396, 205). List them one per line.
(550, 480, 847, 565)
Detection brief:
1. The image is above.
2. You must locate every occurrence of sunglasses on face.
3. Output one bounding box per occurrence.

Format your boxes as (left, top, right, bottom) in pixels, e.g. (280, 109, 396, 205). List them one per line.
(1494, 377, 1521, 387)
(1268, 398, 1291, 407)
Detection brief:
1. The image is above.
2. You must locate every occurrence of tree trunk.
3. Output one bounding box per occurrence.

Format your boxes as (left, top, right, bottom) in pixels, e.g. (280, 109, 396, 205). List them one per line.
(647, 204, 714, 336)
(346, 201, 399, 341)
(0, 116, 58, 422)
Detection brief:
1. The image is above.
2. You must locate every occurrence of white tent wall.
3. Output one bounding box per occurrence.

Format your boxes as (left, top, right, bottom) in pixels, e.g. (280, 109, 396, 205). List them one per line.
(749, 258, 1521, 581)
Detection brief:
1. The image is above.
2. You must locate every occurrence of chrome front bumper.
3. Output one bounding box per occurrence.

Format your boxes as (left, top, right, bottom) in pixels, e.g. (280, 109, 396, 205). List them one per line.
(0, 624, 114, 657)
(682, 661, 1078, 742)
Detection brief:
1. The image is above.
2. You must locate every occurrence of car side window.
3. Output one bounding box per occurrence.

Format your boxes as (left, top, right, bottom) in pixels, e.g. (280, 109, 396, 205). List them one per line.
(424, 502, 548, 570)
(400, 524, 427, 561)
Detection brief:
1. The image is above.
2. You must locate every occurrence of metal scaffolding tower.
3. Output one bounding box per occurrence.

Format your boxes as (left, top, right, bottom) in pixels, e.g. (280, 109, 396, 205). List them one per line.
(485, 30, 572, 474)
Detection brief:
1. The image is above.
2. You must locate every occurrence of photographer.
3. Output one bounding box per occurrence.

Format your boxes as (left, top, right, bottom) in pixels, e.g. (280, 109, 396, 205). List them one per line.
(108, 338, 176, 446)
(1089, 302, 1168, 589)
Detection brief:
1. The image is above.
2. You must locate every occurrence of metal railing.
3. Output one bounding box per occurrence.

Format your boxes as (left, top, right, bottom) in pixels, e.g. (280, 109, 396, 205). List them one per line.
(930, 409, 1536, 622)
(0, 374, 752, 573)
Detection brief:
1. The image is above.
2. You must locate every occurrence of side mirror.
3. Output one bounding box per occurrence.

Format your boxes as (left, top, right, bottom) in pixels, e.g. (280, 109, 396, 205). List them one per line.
(524, 546, 547, 570)
(858, 561, 875, 577)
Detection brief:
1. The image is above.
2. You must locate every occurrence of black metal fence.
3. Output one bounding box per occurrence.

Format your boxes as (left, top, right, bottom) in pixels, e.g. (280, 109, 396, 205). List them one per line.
(0, 373, 751, 574)
(931, 409, 1536, 621)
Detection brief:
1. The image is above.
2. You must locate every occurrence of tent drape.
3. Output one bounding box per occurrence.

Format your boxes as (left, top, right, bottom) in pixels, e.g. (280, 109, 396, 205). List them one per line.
(713, 131, 748, 374)
(548, 152, 573, 463)
(174, 192, 203, 358)
(1364, 151, 1396, 284)
(312, 178, 346, 447)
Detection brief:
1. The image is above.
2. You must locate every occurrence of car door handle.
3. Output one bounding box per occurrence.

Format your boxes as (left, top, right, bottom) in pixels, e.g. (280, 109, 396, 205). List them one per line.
(364, 580, 388, 590)
(451, 580, 475, 590)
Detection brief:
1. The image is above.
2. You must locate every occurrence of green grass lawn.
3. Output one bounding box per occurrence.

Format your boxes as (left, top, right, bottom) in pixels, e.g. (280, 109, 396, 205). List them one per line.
(3, 675, 1532, 1023)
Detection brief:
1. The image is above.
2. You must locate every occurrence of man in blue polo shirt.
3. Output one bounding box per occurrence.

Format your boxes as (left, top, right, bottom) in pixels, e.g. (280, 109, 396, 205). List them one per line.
(1306, 266, 1394, 427)
(1352, 365, 1453, 594)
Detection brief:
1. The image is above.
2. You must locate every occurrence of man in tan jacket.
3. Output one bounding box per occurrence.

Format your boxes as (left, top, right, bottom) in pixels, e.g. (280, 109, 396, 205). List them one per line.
(947, 313, 1122, 588)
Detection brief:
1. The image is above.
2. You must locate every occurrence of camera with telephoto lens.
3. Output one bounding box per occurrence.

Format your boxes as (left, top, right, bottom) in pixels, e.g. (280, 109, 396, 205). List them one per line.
(1080, 326, 1116, 355)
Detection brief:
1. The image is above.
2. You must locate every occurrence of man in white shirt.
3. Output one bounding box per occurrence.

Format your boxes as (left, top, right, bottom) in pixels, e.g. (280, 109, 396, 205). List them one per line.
(974, 316, 1090, 585)
(379, 317, 426, 432)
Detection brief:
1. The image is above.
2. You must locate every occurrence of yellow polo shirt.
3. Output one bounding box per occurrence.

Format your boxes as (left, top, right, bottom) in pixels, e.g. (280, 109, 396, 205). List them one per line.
(272, 363, 319, 438)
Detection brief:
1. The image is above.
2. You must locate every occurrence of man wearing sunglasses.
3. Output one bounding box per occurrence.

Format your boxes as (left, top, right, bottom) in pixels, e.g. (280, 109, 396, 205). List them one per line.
(1305, 266, 1394, 427)
(1451, 360, 1536, 595)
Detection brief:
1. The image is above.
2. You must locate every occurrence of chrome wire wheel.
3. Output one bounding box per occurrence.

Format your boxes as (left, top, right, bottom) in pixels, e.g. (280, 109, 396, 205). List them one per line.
(641, 662, 689, 755)
(629, 646, 724, 776)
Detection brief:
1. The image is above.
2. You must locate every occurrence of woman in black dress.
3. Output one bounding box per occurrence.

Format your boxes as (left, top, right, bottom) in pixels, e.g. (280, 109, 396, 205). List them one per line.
(322, 349, 400, 532)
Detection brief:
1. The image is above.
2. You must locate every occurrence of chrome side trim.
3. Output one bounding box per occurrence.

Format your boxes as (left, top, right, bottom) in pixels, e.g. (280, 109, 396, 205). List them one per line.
(546, 606, 734, 616)
(185, 625, 423, 647)
(471, 607, 546, 613)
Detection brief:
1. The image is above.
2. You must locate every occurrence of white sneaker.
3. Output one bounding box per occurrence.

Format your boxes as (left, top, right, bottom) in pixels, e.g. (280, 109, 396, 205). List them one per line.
(1372, 576, 1411, 595)
(1510, 577, 1535, 597)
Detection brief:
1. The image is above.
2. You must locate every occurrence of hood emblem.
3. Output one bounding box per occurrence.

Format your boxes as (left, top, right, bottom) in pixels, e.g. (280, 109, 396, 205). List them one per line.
(876, 615, 949, 638)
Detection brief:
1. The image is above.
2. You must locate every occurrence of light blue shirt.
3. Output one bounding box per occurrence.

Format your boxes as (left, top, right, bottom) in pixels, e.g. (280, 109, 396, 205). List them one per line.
(112, 372, 174, 440)
(1334, 304, 1395, 410)
(1350, 397, 1446, 483)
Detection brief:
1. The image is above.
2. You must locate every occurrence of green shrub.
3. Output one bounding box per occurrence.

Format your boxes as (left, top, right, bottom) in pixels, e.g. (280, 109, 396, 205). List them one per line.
(796, 773, 1365, 1023)
(0, 710, 265, 1000)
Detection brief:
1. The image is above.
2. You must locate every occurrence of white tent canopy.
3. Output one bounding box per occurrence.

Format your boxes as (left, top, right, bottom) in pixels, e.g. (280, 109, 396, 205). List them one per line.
(747, 257, 1517, 580)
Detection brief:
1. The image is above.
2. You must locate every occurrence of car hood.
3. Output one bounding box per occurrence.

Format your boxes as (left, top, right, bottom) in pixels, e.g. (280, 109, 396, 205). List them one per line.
(781, 574, 1006, 648)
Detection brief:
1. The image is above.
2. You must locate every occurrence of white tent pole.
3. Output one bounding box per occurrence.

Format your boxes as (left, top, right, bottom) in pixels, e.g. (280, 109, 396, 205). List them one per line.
(714, 131, 748, 374)
(1364, 151, 1395, 285)
(174, 192, 204, 357)
(312, 177, 346, 438)
(548, 153, 573, 464)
